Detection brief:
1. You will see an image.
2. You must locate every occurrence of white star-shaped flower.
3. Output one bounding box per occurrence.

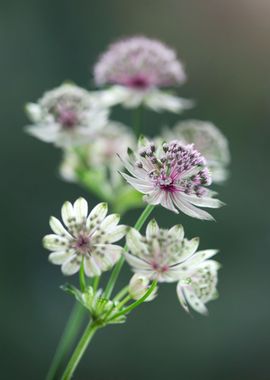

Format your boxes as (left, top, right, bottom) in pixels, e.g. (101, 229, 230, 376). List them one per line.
(43, 198, 127, 277)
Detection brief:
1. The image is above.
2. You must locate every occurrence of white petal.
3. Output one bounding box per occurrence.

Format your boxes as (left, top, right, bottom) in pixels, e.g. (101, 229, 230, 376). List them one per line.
(124, 252, 151, 271)
(160, 192, 179, 213)
(61, 255, 81, 275)
(144, 189, 164, 206)
(168, 224, 184, 240)
(25, 103, 42, 122)
(172, 193, 214, 220)
(176, 282, 190, 313)
(49, 216, 72, 239)
(73, 197, 88, 224)
(84, 256, 101, 277)
(48, 250, 73, 265)
(126, 228, 148, 257)
(146, 219, 160, 240)
(25, 124, 61, 143)
(99, 214, 120, 232)
(145, 90, 193, 113)
(43, 234, 68, 251)
(120, 172, 153, 193)
(182, 194, 224, 209)
(87, 202, 108, 228)
(102, 225, 127, 243)
(185, 249, 218, 269)
(183, 285, 208, 315)
(61, 201, 75, 228)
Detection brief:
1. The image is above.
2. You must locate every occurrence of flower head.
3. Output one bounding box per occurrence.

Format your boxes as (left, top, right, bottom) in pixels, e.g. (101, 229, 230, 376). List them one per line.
(25, 83, 108, 147)
(120, 137, 223, 220)
(125, 219, 218, 282)
(94, 36, 186, 89)
(93, 36, 191, 113)
(60, 121, 135, 185)
(177, 260, 220, 315)
(43, 198, 127, 277)
(163, 120, 230, 183)
(128, 273, 157, 301)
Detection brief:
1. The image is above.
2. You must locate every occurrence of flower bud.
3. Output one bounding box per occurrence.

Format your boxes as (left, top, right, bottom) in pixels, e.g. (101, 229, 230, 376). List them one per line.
(128, 273, 157, 302)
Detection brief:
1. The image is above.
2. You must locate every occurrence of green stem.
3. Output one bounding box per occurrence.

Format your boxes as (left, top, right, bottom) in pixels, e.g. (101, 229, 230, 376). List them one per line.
(109, 280, 158, 322)
(133, 106, 143, 138)
(45, 303, 85, 380)
(93, 276, 100, 293)
(60, 320, 98, 380)
(103, 204, 155, 299)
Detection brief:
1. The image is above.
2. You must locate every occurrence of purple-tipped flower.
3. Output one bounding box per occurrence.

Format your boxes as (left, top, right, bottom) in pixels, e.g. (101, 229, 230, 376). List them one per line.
(120, 137, 223, 220)
(25, 83, 108, 147)
(93, 36, 191, 113)
(94, 36, 186, 88)
(163, 120, 231, 183)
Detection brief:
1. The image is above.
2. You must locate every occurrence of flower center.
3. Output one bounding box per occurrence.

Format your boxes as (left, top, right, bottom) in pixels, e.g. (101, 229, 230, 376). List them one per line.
(126, 75, 151, 89)
(151, 261, 169, 273)
(57, 107, 78, 129)
(74, 234, 90, 255)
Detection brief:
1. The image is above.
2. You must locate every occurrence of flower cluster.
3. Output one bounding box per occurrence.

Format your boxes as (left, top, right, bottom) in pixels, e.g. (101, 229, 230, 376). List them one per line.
(125, 219, 219, 314)
(26, 83, 108, 147)
(120, 137, 223, 220)
(93, 36, 192, 113)
(26, 34, 230, 379)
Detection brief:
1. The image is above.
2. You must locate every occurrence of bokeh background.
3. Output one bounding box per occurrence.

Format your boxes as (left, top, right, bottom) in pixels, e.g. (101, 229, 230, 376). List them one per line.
(1, 0, 270, 379)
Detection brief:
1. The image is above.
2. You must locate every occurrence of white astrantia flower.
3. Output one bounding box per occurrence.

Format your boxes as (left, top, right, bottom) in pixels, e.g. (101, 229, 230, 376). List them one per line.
(120, 136, 224, 220)
(60, 121, 136, 188)
(25, 83, 109, 147)
(125, 219, 218, 283)
(43, 198, 127, 277)
(128, 273, 157, 301)
(93, 36, 192, 113)
(176, 260, 220, 315)
(163, 120, 231, 183)
(125, 219, 220, 315)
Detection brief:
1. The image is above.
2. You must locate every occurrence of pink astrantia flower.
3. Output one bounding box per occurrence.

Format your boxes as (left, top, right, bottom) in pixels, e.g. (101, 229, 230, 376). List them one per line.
(120, 137, 223, 220)
(94, 36, 186, 88)
(93, 36, 192, 113)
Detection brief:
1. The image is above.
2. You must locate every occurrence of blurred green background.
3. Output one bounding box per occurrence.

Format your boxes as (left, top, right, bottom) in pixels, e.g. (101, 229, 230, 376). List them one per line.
(1, 0, 270, 379)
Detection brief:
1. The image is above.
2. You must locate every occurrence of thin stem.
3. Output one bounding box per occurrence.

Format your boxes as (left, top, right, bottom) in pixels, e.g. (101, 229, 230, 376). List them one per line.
(116, 295, 131, 310)
(133, 106, 143, 138)
(103, 204, 155, 299)
(60, 320, 98, 380)
(79, 259, 86, 292)
(45, 303, 85, 380)
(109, 280, 158, 322)
(93, 276, 100, 293)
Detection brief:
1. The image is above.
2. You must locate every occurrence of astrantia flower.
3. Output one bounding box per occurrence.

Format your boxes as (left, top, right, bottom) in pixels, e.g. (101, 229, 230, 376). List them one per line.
(60, 121, 136, 189)
(25, 83, 108, 147)
(120, 137, 223, 220)
(93, 36, 192, 113)
(177, 260, 220, 315)
(128, 273, 157, 301)
(163, 120, 231, 183)
(43, 198, 127, 277)
(125, 219, 218, 283)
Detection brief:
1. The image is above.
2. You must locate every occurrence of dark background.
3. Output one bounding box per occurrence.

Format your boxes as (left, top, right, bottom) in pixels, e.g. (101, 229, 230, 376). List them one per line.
(1, 1, 270, 379)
